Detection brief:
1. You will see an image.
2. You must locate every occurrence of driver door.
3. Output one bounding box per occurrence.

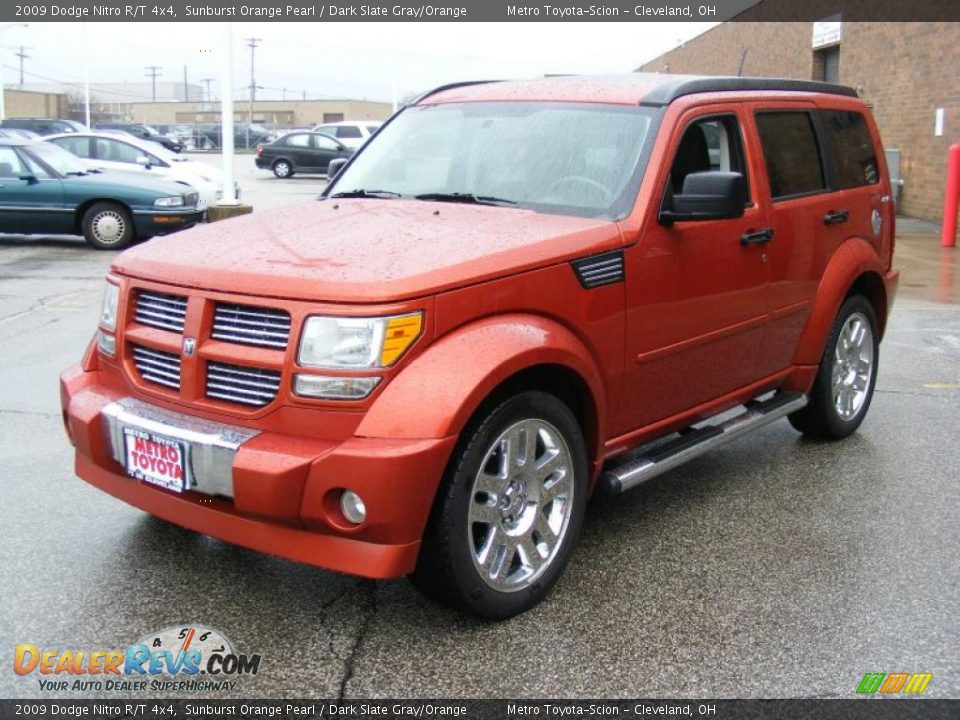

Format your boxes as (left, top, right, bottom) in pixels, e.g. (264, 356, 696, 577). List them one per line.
(617, 105, 772, 434)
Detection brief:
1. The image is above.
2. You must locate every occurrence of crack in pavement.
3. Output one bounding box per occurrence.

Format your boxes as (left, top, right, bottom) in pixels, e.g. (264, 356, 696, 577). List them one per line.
(0, 408, 59, 419)
(332, 580, 378, 709)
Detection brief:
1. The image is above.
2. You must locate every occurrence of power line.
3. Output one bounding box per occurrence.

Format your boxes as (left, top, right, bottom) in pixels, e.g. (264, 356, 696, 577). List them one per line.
(144, 65, 162, 102)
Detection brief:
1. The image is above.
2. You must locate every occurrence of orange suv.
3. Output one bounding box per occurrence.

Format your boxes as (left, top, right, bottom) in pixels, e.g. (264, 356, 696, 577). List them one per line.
(61, 75, 898, 618)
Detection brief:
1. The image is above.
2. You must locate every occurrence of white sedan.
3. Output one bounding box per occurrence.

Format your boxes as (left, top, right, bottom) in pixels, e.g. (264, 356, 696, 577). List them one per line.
(45, 132, 238, 207)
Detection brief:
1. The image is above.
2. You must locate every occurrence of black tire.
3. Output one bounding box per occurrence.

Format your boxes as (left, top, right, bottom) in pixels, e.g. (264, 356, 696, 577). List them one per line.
(789, 295, 879, 439)
(81, 202, 135, 250)
(411, 391, 588, 620)
(272, 159, 294, 178)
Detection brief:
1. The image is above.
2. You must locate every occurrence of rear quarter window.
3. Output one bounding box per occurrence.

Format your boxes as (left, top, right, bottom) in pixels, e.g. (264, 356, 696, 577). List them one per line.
(820, 110, 879, 188)
(755, 111, 826, 200)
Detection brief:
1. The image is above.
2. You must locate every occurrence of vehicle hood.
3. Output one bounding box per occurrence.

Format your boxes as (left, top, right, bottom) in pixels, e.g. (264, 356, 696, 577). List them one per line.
(65, 170, 192, 196)
(113, 199, 624, 303)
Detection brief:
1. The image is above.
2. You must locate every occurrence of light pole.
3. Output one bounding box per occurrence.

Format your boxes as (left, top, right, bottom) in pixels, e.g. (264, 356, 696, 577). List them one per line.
(219, 22, 238, 206)
(0, 23, 28, 121)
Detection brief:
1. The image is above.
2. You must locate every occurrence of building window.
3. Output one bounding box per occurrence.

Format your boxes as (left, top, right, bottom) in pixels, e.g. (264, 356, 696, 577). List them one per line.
(815, 45, 840, 84)
(323, 113, 344, 123)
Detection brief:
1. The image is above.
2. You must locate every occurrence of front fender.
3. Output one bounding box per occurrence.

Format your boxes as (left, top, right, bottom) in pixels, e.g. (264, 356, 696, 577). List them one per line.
(356, 314, 607, 447)
(792, 237, 889, 367)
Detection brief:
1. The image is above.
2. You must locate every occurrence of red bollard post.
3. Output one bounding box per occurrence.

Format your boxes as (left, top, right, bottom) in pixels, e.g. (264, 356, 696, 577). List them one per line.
(943, 143, 960, 248)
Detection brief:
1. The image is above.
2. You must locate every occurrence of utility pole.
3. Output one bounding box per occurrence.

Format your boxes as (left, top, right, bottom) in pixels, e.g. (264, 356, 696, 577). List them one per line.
(244, 37, 261, 148)
(182, 64, 188, 101)
(302, 89, 306, 101)
(200, 77, 214, 103)
(145, 65, 162, 102)
(244, 37, 261, 122)
(282, 86, 286, 101)
(15, 46, 30, 87)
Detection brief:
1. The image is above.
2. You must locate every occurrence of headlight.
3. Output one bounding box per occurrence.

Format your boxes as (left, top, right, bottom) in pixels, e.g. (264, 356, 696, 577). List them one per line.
(99, 281, 120, 331)
(154, 196, 184, 207)
(298, 312, 423, 369)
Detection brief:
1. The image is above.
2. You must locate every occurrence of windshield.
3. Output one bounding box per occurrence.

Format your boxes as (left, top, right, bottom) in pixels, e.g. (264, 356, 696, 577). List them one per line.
(27, 142, 90, 175)
(329, 102, 655, 219)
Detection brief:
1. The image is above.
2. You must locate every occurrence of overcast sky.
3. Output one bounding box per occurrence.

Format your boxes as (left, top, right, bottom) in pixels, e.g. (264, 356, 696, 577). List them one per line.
(0, 22, 717, 103)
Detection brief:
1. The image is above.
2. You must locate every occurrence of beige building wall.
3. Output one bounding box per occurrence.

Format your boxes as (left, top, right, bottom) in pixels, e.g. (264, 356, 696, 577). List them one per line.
(2, 89, 68, 119)
(123, 99, 392, 127)
(637, 22, 960, 224)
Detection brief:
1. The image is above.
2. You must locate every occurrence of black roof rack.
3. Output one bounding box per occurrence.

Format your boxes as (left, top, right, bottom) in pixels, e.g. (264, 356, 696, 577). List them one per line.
(409, 79, 502, 106)
(642, 75, 858, 105)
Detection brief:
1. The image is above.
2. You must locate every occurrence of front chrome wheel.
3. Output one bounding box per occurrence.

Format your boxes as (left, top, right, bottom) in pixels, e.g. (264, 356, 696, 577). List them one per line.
(468, 418, 575, 593)
(831, 311, 874, 421)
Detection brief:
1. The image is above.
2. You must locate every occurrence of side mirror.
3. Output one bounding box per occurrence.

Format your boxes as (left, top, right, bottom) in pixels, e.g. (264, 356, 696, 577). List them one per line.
(19, 173, 38, 184)
(136, 156, 151, 168)
(659, 171, 746, 225)
(327, 157, 348, 180)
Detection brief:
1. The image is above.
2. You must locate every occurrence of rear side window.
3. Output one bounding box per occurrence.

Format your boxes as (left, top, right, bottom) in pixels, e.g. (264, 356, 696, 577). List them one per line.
(820, 110, 878, 188)
(336, 126, 362, 139)
(285, 134, 311, 147)
(755, 111, 825, 199)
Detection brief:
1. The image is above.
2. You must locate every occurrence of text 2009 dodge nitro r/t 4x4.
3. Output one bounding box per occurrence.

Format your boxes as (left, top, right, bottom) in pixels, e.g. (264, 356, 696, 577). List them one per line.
(61, 74, 898, 619)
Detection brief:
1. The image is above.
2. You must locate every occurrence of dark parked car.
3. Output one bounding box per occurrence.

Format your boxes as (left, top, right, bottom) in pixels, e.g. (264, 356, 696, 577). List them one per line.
(1, 117, 88, 136)
(255, 132, 353, 178)
(0, 139, 203, 249)
(93, 123, 184, 153)
(194, 122, 276, 151)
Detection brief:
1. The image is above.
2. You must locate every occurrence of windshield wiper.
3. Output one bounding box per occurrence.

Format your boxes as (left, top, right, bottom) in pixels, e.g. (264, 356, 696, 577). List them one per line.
(329, 189, 401, 199)
(65, 171, 88, 176)
(414, 192, 517, 207)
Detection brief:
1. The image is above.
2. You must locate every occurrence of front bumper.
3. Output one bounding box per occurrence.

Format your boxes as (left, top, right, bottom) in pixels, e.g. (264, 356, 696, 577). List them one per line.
(133, 208, 204, 237)
(61, 365, 456, 579)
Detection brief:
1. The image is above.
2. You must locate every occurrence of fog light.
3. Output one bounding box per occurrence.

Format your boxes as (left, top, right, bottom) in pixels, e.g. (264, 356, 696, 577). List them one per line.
(294, 374, 381, 399)
(97, 330, 116, 356)
(340, 491, 366, 525)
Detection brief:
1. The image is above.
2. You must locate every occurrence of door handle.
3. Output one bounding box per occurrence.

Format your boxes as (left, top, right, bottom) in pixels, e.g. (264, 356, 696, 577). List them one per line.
(740, 228, 774, 246)
(823, 210, 850, 225)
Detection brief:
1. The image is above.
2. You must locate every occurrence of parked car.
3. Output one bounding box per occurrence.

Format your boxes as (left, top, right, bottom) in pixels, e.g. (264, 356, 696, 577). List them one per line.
(194, 122, 276, 151)
(0, 128, 42, 140)
(1, 117, 88, 136)
(311, 120, 382, 149)
(0, 139, 202, 249)
(255, 131, 353, 178)
(46, 132, 238, 206)
(93, 123, 184, 153)
(61, 75, 898, 618)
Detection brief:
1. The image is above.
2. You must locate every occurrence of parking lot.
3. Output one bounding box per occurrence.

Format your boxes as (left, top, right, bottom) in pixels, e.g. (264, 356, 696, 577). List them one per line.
(1, 155, 958, 699)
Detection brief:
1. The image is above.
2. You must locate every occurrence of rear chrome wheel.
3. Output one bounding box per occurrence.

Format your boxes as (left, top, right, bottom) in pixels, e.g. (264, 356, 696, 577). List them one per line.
(468, 419, 575, 593)
(272, 159, 293, 178)
(412, 391, 588, 619)
(832, 312, 875, 421)
(789, 295, 879, 439)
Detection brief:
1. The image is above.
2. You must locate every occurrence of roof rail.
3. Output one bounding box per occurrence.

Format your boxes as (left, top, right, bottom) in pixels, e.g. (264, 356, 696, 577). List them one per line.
(408, 79, 503, 106)
(643, 76, 859, 104)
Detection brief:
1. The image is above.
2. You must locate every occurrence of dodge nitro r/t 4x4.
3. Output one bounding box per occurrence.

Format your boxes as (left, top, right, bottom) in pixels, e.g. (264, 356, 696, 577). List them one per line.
(61, 74, 898, 618)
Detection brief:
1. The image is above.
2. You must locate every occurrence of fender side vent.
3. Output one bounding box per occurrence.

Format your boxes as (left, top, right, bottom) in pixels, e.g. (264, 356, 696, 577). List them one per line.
(571, 251, 624, 289)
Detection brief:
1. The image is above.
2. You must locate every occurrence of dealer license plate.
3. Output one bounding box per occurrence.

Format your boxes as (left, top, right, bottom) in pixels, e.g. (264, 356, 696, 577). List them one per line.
(123, 427, 189, 493)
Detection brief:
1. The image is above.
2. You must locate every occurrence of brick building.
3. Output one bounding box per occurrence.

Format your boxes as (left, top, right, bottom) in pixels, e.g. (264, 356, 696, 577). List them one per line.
(638, 22, 959, 225)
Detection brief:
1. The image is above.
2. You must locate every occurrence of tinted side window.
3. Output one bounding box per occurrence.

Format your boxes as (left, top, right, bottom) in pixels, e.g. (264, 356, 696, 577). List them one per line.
(52, 136, 91, 158)
(820, 110, 878, 188)
(668, 115, 750, 201)
(94, 139, 144, 163)
(313, 135, 340, 151)
(0, 146, 26, 176)
(337, 126, 362, 139)
(285, 134, 310, 147)
(755, 112, 826, 199)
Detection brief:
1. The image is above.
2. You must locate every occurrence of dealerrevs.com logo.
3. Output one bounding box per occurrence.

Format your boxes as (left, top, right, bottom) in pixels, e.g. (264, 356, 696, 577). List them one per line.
(856, 672, 933, 695)
(14, 625, 261, 693)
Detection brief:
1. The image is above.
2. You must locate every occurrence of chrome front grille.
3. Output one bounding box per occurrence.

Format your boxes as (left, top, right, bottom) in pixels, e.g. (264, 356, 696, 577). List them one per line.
(206, 361, 281, 407)
(135, 291, 187, 333)
(212, 303, 291, 350)
(132, 345, 182, 390)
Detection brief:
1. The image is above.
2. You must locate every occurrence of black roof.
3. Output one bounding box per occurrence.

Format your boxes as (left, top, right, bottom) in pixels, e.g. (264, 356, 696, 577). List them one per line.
(641, 75, 859, 104)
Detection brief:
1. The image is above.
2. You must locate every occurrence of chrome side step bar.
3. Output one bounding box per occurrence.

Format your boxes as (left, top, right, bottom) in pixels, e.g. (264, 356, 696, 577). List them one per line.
(599, 392, 808, 495)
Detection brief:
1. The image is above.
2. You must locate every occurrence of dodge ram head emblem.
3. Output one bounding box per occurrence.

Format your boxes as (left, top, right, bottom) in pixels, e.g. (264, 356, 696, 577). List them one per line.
(182, 338, 196, 357)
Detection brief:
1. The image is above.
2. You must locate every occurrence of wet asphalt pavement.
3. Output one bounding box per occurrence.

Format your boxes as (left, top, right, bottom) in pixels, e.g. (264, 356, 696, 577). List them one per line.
(1, 159, 958, 700)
